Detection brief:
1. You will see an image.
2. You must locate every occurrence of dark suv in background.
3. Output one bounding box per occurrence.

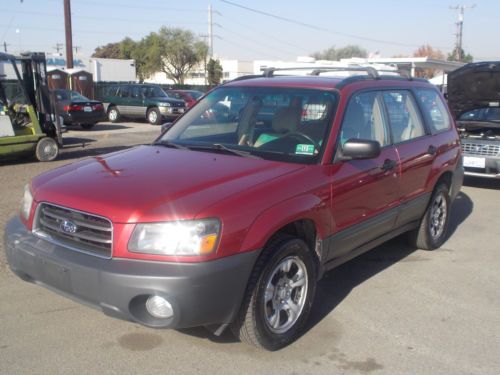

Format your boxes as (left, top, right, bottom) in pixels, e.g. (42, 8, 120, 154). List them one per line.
(448, 62, 500, 179)
(102, 84, 186, 125)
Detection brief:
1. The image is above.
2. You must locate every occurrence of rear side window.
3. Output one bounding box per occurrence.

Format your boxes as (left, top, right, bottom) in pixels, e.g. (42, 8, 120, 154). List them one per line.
(340, 91, 391, 146)
(120, 86, 130, 98)
(415, 89, 451, 133)
(382, 91, 426, 143)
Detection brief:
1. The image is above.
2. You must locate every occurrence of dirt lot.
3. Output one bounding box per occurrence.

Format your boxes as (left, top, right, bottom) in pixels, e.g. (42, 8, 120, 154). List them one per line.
(0, 122, 499, 374)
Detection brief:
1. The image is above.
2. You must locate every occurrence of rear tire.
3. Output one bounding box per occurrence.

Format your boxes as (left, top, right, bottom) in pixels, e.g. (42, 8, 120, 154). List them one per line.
(147, 107, 162, 125)
(35, 137, 59, 162)
(107, 106, 120, 123)
(80, 123, 95, 130)
(231, 235, 317, 351)
(408, 183, 450, 250)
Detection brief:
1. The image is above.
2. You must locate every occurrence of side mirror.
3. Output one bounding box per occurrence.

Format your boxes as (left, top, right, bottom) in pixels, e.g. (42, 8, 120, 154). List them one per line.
(160, 122, 173, 134)
(340, 139, 381, 161)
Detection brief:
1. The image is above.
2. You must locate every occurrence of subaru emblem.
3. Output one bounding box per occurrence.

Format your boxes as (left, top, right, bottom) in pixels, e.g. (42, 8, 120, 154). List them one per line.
(60, 219, 77, 234)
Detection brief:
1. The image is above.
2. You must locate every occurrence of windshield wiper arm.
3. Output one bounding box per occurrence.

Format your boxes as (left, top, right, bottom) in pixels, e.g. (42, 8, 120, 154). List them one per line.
(189, 143, 262, 159)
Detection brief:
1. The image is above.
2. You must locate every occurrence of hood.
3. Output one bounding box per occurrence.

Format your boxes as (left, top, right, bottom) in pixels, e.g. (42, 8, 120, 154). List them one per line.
(31, 145, 303, 223)
(448, 62, 500, 119)
(154, 97, 185, 106)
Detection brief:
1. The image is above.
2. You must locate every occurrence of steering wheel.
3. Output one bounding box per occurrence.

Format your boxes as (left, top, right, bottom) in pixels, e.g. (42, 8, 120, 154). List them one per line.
(280, 132, 321, 150)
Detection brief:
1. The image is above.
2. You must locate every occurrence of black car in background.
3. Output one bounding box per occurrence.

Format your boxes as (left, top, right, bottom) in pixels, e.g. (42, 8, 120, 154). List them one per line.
(53, 89, 105, 130)
(448, 62, 500, 178)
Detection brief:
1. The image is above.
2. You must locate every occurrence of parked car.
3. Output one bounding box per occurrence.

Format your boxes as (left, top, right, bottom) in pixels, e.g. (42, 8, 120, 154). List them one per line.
(166, 89, 204, 108)
(5, 68, 463, 351)
(52, 89, 105, 130)
(448, 61, 500, 178)
(102, 84, 186, 125)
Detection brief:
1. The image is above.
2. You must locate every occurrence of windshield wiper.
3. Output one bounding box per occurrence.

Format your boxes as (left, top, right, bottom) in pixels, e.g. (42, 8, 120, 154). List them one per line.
(153, 140, 189, 150)
(189, 143, 262, 159)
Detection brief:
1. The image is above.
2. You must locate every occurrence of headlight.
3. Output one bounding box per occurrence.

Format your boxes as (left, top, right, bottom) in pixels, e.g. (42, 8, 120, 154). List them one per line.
(158, 102, 171, 107)
(128, 219, 220, 256)
(20, 184, 33, 220)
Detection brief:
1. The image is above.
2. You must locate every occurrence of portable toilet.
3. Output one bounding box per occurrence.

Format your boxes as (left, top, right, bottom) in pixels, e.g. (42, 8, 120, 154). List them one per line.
(69, 70, 94, 99)
(47, 69, 69, 90)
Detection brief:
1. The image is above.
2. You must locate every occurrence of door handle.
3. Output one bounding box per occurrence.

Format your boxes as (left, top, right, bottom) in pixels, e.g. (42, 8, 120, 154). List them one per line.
(427, 145, 437, 155)
(381, 159, 397, 171)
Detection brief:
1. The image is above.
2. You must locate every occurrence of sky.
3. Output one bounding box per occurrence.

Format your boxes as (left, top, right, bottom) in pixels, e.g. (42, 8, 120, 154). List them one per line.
(1, 0, 499, 62)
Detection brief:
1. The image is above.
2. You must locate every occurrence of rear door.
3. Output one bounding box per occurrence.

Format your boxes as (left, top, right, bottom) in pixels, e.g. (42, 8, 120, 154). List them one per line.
(381, 89, 435, 226)
(129, 85, 146, 117)
(116, 85, 131, 115)
(329, 90, 401, 260)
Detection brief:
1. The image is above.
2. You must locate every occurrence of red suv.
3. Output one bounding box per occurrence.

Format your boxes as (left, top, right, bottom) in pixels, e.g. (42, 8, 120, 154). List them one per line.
(5, 67, 463, 351)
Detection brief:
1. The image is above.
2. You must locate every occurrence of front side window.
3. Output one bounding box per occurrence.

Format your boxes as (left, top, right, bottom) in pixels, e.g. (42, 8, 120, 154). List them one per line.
(119, 86, 130, 98)
(160, 86, 337, 164)
(415, 89, 451, 133)
(382, 90, 426, 143)
(340, 91, 390, 147)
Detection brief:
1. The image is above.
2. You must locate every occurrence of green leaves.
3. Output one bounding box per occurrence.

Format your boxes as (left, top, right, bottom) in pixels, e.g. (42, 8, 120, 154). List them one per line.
(92, 27, 208, 84)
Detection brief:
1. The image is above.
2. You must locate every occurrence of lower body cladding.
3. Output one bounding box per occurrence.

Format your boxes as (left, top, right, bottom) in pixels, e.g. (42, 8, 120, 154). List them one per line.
(4, 216, 259, 332)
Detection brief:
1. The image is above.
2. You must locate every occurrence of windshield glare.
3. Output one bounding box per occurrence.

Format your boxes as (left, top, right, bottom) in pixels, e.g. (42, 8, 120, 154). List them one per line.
(161, 87, 336, 163)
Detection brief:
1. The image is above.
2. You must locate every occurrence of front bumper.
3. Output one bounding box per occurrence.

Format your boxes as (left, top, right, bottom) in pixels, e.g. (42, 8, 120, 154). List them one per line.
(158, 106, 185, 118)
(4, 216, 259, 329)
(460, 139, 500, 178)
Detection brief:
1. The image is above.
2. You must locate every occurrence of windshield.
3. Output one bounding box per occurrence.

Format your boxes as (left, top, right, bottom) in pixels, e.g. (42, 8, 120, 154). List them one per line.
(160, 86, 337, 163)
(143, 86, 168, 98)
(188, 91, 203, 99)
(459, 107, 500, 122)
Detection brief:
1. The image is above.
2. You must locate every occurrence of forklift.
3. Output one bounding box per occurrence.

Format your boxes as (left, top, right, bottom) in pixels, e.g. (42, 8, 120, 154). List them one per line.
(0, 52, 63, 162)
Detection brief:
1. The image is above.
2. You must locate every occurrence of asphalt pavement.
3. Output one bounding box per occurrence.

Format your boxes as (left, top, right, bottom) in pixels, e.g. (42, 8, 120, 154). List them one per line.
(0, 122, 499, 374)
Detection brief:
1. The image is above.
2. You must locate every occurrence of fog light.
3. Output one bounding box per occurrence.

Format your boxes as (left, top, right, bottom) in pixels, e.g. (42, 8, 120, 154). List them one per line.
(145, 296, 173, 319)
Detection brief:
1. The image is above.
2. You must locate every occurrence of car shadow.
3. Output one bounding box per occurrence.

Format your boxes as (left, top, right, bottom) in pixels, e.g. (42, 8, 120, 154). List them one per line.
(178, 191, 473, 346)
(463, 175, 500, 190)
(67, 124, 132, 132)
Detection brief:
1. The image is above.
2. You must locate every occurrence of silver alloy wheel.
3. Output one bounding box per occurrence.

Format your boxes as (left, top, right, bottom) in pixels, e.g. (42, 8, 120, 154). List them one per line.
(108, 109, 118, 121)
(148, 110, 158, 124)
(263, 256, 308, 334)
(430, 192, 447, 239)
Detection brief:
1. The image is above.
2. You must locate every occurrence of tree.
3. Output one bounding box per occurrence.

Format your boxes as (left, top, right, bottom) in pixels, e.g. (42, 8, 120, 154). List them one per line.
(447, 47, 473, 63)
(413, 44, 445, 78)
(311, 45, 368, 61)
(207, 58, 223, 85)
(153, 27, 208, 85)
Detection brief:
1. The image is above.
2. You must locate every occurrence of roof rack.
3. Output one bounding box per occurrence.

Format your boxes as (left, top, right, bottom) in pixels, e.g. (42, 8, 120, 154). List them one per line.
(261, 65, 383, 79)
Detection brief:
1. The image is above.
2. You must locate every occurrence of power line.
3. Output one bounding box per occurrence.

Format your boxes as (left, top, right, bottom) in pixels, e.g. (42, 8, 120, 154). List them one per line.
(219, 0, 451, 49)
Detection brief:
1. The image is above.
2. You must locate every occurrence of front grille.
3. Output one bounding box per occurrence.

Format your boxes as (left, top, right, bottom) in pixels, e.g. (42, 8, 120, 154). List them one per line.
(461, 142, 500, 157)
(34, 203, 112, 258)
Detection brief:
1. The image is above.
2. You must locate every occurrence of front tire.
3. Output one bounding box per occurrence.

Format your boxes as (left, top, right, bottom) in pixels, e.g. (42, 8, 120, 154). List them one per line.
(107, 106, 120, 123)
(35, 137, 59, 162)
(408, 183, 451, 250)
(147, 107, 162, 125)
(231, 235, 317, 351)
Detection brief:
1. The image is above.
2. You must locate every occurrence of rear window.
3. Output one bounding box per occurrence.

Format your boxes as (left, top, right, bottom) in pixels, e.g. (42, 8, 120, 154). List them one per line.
(415, 89, 451, 133)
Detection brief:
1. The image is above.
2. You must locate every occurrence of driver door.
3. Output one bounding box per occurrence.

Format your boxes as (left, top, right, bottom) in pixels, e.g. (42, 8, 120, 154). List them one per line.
(328, 90, 401, 261)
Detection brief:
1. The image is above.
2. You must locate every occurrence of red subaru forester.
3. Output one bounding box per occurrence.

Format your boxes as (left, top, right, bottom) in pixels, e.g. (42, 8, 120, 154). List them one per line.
(5, 68, 463, 350)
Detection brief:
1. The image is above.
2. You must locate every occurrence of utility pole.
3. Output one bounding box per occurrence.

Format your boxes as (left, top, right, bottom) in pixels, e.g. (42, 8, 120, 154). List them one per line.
(64, 0, 74, 69)
(450, 4, 475, 61)
(3, 42, 9, 53)
(208, 4, 213, 58)
(54, 42, 64, 54)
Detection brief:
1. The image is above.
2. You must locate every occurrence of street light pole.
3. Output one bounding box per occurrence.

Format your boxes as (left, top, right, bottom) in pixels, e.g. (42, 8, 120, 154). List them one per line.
(64, 0, 74, 69)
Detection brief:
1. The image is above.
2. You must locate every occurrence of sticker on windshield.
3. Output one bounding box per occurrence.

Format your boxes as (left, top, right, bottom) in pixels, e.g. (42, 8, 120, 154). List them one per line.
(295, 144, 315, 155)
